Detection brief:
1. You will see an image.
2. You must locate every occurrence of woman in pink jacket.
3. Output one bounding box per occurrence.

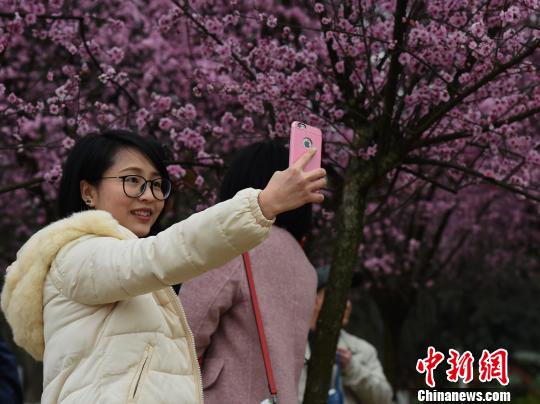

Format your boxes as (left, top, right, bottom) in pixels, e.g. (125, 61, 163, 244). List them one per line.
(181, 142, 318, 404)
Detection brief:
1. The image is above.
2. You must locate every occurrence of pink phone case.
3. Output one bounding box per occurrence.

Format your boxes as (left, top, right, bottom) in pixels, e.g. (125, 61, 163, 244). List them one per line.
(289, 121, 322, 172)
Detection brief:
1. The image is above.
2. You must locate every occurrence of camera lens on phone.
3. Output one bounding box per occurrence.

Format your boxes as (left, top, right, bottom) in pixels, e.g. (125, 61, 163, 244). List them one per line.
(303, 137, 313, 149)
(297, 122, 307, 129)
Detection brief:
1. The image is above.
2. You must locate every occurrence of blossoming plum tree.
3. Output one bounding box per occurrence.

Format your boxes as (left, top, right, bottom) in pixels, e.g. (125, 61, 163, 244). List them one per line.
(1, 0, 539, 401)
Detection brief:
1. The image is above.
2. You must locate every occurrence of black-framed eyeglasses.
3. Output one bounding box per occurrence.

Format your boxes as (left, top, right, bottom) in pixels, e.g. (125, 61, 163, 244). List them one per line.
(102, 175, 172, 200)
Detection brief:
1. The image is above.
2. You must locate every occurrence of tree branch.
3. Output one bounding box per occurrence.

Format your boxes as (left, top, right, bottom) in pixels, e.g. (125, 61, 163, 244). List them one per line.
(316, 10, 364, 130)
(381, 0, 408, 126)
(405, 157, 540, 202)
(437, 196, 496, 273)
(400, 165, 458, 194)
(170, 0, 276, 127)
(78, 18, 139, 109)
(410, 103, 540, 151)
(409, 39, 540, 138)
(0, 178, 43, 194)
(366, 181, 429, 225)
(165, 160, 225, 169)
(412, 205, 456, 283)
(0, 11, 138, 108)
(365, 168, 401, 219)
(410, 131, 471, 150)
(0, 12, 105, 23)
(497, 104, 540, 126)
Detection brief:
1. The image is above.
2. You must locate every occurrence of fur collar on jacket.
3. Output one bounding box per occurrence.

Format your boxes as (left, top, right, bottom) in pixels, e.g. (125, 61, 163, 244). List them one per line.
(1, 210, 135, 360)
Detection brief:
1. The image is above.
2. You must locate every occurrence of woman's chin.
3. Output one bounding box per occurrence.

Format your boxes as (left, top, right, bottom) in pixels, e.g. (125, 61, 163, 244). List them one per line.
(128, 221, 152, 237)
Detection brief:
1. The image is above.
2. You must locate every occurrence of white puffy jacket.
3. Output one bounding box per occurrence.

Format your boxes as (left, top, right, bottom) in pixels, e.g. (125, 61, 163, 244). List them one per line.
(1, 188, 273, 404)
(299, 330, 393, 404)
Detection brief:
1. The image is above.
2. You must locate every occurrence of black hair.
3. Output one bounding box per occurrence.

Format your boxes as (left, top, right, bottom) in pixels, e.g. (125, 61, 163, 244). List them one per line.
(219, 141, 312, 241)
(57, 129, 171, 236)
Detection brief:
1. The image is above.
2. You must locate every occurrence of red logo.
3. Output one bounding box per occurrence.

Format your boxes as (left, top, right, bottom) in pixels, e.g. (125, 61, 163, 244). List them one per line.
(446, 349, 474, 384)
(416, 346, 445, 388)
(478, 349, 509, 386)
(417, 348, 509, 387)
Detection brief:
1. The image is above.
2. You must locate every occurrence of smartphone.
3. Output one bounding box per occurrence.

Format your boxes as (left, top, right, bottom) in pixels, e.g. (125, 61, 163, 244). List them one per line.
(289, 121, 322, 172)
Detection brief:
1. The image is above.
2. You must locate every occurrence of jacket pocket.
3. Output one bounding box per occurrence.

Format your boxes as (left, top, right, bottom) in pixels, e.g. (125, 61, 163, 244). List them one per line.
(128, 344, 154, 403)
(202, 358, 224, 390)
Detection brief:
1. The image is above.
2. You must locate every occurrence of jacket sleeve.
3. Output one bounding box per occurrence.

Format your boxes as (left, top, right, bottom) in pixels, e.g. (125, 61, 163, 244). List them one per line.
(340, 331, 393, 404)
(49, 188, 273, 305)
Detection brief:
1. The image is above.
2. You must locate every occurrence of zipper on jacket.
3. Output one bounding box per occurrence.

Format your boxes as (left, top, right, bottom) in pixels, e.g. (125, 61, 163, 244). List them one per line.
(133, 349, 149, 398)
(131, 345, 153, 401)
(166, 287, 204, 403)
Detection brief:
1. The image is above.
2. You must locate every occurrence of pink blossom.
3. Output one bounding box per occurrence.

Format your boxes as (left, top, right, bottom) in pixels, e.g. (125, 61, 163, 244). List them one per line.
(7, 93, 18, 104)
(333, 109, 344, 119)
(194, 175, 204, 187)
(44, 164, 62, 183)
(220, 112, 237, 127)
(62, 137, 75, 149)
(470, 21, 486, 37)
(25, 13, 37, 25)
(266, 15, 277, 28)
(107, 47, 125, 65)
(159, 117, 173, 131)
(49, 0, 64, 9)
(335, 61, 345, 74)
(136, 108, 150, 130)
(167, 164, 186, 180)
(8, 15, 24, 35)
(183, 104, 197, 120)
(241, 117, 254, 132)
(49, 104, 60, 114)
(178, 128, 205, 151)
(152, 95, 172, 113)
(212, 126, 224, 137)
(500, 6, 522, 24)
(398, 53, 411, 66)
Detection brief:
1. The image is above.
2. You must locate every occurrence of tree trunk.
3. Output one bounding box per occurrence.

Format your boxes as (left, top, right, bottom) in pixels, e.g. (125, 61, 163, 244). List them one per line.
(303, 157, 368, 403)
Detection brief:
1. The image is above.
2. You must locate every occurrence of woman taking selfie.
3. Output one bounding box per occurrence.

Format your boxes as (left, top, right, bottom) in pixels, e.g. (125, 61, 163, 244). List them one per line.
(0, 129, 326, 404)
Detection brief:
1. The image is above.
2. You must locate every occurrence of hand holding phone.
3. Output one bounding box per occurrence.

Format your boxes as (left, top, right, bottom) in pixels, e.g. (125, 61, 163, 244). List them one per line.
(289, 121, 322, 172)
(258, 125, 326, 219)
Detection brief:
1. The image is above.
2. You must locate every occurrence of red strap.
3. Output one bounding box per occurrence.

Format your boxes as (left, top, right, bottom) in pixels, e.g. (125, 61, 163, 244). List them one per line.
(242, 252, 278, 398)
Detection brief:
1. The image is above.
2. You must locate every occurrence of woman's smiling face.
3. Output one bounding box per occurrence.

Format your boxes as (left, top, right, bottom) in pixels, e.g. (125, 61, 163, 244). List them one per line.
(80, 147, 166, 237)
